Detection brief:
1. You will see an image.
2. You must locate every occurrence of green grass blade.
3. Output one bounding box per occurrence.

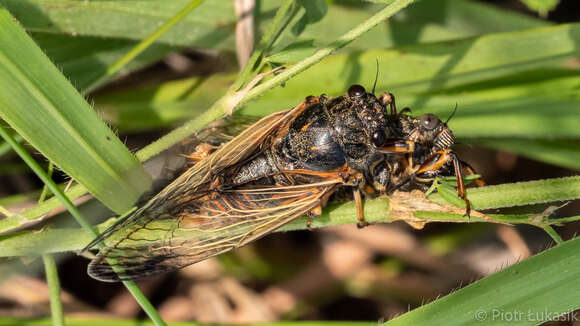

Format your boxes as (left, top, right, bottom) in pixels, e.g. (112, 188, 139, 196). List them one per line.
(0, 196, 391, 256)
(2, 0, 546, 51)
(0, 184, 88, 233)
(383, 235, 580, 325)
(34, 32, 177, 91)
(42, 255, 65, 326)
(0, 8, 151, 213)
(1, 0, 238, 49)
(94, 69, 580, 138)
(316, 0, 548, 50)
(0, 126, 97, 235)
(84, 0, 206, 92)
(242, 23, 580, 113)
(476, 138, 580, 171)
(0, 133, 22, 157)
(520, 0, 559, 16)
(542, 225, 564, 244)
(429, 176, 580, 210)
(38, 161, 54, 203)
(234, 0, 297, 90)
(96, 74, 235, 132)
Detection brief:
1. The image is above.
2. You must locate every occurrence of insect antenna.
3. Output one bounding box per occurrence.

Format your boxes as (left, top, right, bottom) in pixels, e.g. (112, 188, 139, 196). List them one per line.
(445, 103, 458, 124)
(372, 59, 379, 95)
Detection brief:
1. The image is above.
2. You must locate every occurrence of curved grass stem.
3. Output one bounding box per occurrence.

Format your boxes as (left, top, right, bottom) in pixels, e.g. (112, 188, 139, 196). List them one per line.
(543, 225, 564, 244)
(138, 0, 415, 162)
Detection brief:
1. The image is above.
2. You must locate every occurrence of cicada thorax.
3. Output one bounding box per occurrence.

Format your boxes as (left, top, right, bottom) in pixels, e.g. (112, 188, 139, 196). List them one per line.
(273, 96, 348, 172)
(218, 88, 389, 193)
(264, 86, 394, 195)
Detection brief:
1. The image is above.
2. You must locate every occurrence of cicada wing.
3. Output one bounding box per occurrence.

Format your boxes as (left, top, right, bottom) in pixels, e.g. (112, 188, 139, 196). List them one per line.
(84, 109, 292, 254)
(87, 172, 344, 282)
(86, 100, 324, 281)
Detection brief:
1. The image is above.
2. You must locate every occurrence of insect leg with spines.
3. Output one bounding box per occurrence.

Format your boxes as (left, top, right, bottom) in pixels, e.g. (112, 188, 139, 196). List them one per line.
(414, 149, 471, 216)
(378, 140, 472, 216)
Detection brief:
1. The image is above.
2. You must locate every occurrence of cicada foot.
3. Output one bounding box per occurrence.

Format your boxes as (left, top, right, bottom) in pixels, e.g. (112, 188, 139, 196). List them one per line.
(306, 205, 323, 231)
(357, 220, 369, 229)
(182, 143, 214, 164)
(463, 199, 471, 218)
(378, 92, 396, 116)
(353, 188, 368, 229)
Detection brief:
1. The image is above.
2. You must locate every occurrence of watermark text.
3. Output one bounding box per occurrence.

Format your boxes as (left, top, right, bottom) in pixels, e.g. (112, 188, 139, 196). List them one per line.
(474, 308, 578, 323)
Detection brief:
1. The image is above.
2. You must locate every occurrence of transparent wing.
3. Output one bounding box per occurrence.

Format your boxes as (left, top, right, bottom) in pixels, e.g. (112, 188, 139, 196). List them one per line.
(87, 171, 344, 281)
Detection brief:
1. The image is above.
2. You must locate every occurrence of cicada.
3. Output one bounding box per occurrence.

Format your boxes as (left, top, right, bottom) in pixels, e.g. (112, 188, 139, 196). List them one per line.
(85, 84, 477, 282)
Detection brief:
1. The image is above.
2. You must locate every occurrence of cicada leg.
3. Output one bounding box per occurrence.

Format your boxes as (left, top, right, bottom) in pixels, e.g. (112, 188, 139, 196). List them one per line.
(378, 92, 397, 116)
(353, 188, 368, 228)
(460, 159, 486, 187)
(182, 143, 215, 163)
(378, 140, 415, 169)
(281, 166, 353, 230)
(415, 149, 471, 217)
(378, 140, 414, 154)
(306, 205, 323, 230)
(288, 167, 368, 229)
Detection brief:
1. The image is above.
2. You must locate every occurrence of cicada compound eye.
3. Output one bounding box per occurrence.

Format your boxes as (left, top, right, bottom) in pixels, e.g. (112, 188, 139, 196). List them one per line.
(372, 129, 386, 147)
(348, 84, 366, 99)
(419, 113, 440, 130)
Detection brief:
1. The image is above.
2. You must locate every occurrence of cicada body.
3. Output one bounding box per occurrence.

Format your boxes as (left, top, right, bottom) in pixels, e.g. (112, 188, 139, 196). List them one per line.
(85, 84, 475, 282)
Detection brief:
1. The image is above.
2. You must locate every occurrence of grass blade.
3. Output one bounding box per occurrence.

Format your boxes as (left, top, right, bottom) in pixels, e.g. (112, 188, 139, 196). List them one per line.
(0, 8, 151, 213)
(428, 176, 580, 210)
(1, 0, 238, 48)
(34, 32, 177, 91)
(476, 138, 580, 171)
(383, 235, 580, 325)
(42, 255, 65, 326)
(84, 0, 206, 92)
(242, 23, 580, 112)
(3, 0, 547, 51)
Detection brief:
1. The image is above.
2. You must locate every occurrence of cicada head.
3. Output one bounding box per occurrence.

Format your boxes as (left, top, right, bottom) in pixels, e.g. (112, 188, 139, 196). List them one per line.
(402, 113, 456, 151)
(420, 113, 455, 150)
